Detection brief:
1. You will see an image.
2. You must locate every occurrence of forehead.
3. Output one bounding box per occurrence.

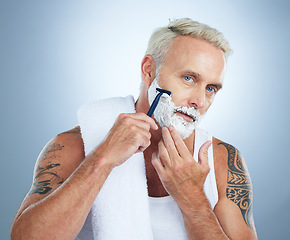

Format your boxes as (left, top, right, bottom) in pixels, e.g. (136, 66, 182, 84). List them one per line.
(162, 36, 226, 82)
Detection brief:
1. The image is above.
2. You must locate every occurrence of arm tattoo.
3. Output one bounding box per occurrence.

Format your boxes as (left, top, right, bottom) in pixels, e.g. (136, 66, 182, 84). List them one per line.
(218, 142, 254, 230)
(29, 143, 64, 196)
(29, 180, 52, 195)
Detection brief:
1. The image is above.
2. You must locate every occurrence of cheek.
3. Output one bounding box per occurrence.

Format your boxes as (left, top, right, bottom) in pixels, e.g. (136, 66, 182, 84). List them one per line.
(157, 85, 179, 105)
(202, 97, 214, 113)
(171, 87, 194, 106)
(169, 92, 184, 107)
(157, 74, 182, 93)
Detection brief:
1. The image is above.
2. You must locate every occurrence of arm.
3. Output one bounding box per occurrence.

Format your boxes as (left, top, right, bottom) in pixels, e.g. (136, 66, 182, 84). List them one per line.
(152, 126, 257, 239)
(213, 140, 257, 239)
(11, 113, 158, 240)
(11, 126, 112, 240)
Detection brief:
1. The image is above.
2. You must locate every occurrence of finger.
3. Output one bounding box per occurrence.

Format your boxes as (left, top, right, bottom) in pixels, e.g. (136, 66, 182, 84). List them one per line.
(158, 140, 171, 167)
(130, 119, 152, 132)
(161, 127, 180, 160)
(119, 113, 155, 133)
(126, 113, 158, 130)
(134, 127, 152, 152)
(168, 125, 191, 158)
(151, 152, 165, 177)
(198, 140, 212, 167)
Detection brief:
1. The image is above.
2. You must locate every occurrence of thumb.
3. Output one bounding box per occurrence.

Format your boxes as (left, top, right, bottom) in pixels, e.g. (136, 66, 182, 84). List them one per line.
(198, 140, 212, 167)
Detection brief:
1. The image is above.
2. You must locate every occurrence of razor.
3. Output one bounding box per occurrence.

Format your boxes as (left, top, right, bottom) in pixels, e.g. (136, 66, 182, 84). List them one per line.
(147, 88, 171, 117)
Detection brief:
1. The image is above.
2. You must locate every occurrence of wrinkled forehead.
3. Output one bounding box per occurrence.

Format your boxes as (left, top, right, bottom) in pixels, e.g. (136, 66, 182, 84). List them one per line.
(161, 36, 226, 80)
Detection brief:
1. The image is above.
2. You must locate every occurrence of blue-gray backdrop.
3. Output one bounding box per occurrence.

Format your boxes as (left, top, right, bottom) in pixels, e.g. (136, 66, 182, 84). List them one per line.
(1, 0, 289, 239)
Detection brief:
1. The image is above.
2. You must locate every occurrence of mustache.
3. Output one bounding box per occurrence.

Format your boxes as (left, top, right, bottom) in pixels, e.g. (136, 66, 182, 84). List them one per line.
(173, 106, 200, 122)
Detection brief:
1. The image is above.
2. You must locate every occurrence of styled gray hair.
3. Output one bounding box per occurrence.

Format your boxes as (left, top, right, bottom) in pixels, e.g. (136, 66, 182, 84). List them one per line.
(145, 18, 233, 71)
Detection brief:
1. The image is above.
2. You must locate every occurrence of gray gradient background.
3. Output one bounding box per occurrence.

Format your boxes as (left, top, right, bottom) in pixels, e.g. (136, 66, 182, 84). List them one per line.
(1, 0, 289, 239)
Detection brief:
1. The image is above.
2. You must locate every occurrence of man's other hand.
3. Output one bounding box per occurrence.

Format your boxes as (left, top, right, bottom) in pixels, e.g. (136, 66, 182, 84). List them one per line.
(151, 126, 211, 209)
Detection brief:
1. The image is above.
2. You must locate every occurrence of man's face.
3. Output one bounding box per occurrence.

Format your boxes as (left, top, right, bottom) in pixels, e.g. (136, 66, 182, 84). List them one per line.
(148, 36, 226, 138)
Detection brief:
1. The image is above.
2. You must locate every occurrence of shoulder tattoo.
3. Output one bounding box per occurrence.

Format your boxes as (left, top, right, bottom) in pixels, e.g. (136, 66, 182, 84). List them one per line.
(218, 142, 254, 230)
(29, 143, 65, 196)
(58, 127, 81, 136)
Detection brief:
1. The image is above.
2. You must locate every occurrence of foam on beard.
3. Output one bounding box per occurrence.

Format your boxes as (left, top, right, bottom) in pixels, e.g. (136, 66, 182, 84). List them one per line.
(148, 78, 202, 139)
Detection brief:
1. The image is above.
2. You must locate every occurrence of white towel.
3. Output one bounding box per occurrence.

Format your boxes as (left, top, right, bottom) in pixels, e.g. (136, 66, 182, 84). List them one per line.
(76, 95, 218, 240)
(77, 95, 153, 240)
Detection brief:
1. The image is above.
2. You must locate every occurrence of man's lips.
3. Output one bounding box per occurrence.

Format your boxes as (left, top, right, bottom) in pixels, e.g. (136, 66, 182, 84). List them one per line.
(175, 111, 196, 123)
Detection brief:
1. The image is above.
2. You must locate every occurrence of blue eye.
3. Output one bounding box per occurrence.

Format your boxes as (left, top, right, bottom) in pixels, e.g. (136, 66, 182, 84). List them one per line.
(206, 86, 216, 93)
(184, 76, 194, 83)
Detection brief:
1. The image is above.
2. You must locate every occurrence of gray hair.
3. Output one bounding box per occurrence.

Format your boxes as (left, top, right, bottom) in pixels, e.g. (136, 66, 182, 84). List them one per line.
(145, 18, 233, 72)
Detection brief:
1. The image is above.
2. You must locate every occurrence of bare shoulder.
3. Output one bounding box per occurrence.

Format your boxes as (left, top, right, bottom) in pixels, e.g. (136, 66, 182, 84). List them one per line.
(31, 126, 85, 194)
(15, 126, 85, 219)
(212, 137, 252, 198)
(33, 126, 85, 180)
(212, 137, 257, 239)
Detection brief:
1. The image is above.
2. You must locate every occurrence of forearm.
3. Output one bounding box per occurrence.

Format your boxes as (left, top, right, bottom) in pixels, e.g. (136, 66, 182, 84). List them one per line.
(180, 189, 229, 240)
(11, 154, 113, 240)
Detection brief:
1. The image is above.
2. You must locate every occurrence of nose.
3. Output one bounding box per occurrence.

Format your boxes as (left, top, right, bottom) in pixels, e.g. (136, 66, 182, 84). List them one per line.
(188, 87, 205, 109)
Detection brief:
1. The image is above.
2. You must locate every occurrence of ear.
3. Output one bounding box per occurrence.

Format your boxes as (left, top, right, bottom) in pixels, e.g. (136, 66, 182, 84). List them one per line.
(141, 55, 156, 87)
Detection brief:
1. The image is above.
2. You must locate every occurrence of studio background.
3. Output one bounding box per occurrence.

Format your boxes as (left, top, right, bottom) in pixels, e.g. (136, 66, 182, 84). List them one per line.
(1, 0, 289, 239)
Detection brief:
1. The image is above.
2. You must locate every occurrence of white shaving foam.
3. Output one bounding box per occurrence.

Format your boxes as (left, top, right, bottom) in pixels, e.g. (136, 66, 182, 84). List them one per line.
(148, 78, 203, 139)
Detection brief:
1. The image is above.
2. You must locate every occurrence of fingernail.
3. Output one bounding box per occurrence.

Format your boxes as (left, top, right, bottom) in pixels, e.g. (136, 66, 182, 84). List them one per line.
(169, 125, 174, 131)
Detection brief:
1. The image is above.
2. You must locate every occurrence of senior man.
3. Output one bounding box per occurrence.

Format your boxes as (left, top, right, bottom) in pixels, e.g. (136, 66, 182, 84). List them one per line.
(11, 18, 257, 240)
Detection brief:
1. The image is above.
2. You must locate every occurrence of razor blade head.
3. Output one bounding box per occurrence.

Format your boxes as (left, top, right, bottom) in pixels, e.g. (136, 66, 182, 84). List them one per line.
(156, 88, 171, 96)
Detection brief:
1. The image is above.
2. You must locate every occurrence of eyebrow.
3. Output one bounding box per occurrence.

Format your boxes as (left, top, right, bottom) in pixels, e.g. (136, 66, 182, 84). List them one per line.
(183, 70, 223, 90)
(183, 70, 201, 79)
(213, 83, 223, 91)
